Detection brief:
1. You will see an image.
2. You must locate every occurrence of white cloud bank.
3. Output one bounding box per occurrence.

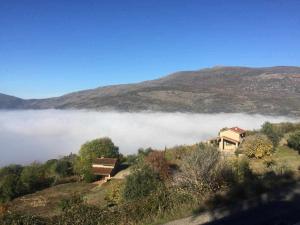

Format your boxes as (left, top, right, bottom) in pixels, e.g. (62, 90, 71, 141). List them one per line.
(0, 110, 297, 166)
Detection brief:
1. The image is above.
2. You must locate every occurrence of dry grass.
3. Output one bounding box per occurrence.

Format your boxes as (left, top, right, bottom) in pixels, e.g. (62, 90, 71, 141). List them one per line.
(250, 145, 300, 174)
(8, 182, 96, 218)
(85, 179, 123, 206)
(8, 179, 125, 218)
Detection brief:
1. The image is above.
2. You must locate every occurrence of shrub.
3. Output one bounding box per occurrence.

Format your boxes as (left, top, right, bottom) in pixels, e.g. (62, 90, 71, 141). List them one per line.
(122, 166, 161, 201)
(0, 212, 49, 225)
(287, 130, 300, 153)
(230, 157, 252, 183)
(145, 150, 170, 180)
(105, 181, 124, 206)
(20, 163, 51, 193)
(263, 158, 276, 169)
(241, 134, 273, 158)
(261, 122, 282, 147)
(59, 194, 84, 211)
(174, 145, 230, 200)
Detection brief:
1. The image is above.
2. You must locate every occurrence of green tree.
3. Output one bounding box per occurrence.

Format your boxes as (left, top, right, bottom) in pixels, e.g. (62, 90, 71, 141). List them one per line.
(43, 159, 58, 178)
(75, 137, 119, 182)
(55, 160, 73, 177)
(261, 122, 282, 147)
(0, 174, 21, 203)
(122, 166, 161, 201)
(20, 163, 49, 193)
(0, 165, 24, 203)
(287, 130, 300, 153)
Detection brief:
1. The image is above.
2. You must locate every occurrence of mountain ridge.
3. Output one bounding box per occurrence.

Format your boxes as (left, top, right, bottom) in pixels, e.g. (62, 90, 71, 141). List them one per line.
(1, 66, 300, 116)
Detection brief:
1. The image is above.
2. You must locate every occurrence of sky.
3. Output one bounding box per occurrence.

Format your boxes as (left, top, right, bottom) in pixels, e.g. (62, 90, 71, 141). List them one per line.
(0, 0, 300, 98)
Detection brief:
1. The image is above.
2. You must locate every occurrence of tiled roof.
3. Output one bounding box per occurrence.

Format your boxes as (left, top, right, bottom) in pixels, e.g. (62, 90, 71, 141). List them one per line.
(92, 167, 113, 175)
(92, 158, 118, 165)
(229, 127, 246, 134)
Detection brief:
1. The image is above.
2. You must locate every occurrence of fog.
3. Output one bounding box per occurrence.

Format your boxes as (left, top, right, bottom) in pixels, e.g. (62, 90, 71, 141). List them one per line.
(0, 110, 297, 166)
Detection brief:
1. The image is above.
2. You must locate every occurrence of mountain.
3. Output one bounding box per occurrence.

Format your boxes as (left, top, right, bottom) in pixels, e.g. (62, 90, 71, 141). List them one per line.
(1, 66, 300, 116)
(0, 93, 25, 109)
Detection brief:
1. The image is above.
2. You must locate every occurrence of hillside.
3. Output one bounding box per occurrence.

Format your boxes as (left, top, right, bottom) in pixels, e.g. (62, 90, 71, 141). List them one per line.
(0, 93, 25, 109)
(1, 66, 300, 116)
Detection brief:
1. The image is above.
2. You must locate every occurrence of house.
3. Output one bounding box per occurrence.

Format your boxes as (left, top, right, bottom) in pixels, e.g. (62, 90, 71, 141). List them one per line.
(218, 127, 246, 153)
(207, 127, 246, 153)
(92, 157, 119, 179)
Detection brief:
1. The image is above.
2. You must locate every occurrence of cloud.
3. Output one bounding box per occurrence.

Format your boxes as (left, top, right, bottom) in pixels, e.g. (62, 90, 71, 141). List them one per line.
(0, 110, 297, 166)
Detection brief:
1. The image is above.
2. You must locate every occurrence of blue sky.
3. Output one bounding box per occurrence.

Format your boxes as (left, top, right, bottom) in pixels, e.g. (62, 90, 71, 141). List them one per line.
(1, 0, 300, 98)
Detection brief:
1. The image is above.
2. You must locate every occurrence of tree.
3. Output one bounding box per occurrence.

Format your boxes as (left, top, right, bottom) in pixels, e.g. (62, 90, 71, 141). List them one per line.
(20, 163, 49, 193)
(174, 145, 229, 199)
(261, 122, 282, 147)
(242, 134, 273, 158)
(55, 160, 73, 177)
(76, 137, 119, 182)
(0, 174, 21, 203)
(287, 130, 300, 153)
(122, 166, 161, 201)
(0, 165, 24, 203)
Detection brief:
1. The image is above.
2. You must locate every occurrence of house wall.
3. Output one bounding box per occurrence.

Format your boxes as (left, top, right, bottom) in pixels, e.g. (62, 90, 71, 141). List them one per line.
(92, 164, 114, 168)
(219, 130, 241, 142)
(219, 139, 239, 153)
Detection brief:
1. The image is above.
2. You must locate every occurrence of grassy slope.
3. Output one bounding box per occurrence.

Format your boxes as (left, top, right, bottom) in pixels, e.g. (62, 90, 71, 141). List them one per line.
(250, 145, 300, 174)
(8, 179, 124, 218)
(9, 182, 96, 217)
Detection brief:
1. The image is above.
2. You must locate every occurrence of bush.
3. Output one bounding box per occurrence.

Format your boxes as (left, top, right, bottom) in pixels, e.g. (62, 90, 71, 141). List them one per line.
(174, 145, 231, 200)
(0, 174, 23, 203)
(145, 151, 170, 180)
(241, 134, 273, 158)
(230, 157, 253, 183)
(0, 155, 78, 203)
(287, 130, 300, 153)
(59, 194, 84, 211)
(261, 122, 282, 147)
(0, 165, 24, 203)
(0, 212, 49, 225)
(105, 181, 124, 206)
(122, 166, 161, 201)
(20, 163, 51, 193)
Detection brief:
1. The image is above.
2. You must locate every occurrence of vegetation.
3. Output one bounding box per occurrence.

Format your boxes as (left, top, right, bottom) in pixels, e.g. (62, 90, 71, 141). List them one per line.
(1, 122, 300, 225)
(122, 166, 161, 201)
(241, 134, 273, 158)
(0, 155, 76, 204)
(174, 145, 231, 200)
(287, 130, 300, 153)
(261, 122, 282, 147)
(144, 150, 170, 180)
(75, 138, 119, 182)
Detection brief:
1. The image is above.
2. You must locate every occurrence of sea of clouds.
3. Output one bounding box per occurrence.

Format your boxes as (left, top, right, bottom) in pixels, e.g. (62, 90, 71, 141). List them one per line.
(0, 110, 297, 166)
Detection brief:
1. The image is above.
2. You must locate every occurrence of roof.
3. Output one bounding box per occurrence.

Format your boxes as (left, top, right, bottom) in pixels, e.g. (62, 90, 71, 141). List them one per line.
(229, 127, 246, 134)
(222, 136, 239, 143)
(92, 167, 113, 175)
(92, 158, 118, 165)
